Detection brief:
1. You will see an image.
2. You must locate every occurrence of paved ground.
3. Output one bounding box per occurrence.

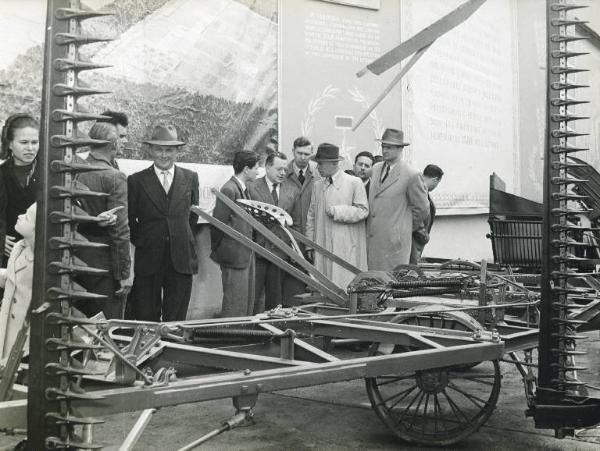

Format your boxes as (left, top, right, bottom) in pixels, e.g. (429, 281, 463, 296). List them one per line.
(1, 333, 599, 450)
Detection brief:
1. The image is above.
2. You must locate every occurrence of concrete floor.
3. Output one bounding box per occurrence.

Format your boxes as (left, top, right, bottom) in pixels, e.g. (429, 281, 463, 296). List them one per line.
(1, 333, 599, 451)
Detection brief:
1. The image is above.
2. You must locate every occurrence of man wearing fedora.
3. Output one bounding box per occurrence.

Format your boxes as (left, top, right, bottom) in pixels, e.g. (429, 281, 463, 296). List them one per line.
(367, 128, 430, 271)
(306, 143, 369, 289)
(127, 124, 199, 321)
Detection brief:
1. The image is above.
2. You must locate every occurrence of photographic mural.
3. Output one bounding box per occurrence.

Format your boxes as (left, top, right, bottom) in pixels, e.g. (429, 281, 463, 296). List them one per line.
(0, 0, 278, 164)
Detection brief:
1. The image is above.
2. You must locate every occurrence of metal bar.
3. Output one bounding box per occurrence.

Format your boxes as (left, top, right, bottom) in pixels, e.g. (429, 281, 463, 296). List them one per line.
(209, 191, 347, 297)
(192, 206, 348, 306)
(259, 323, 340, 362)
(288, 228, 361, 274)
(118, 409, 156, 451)
(67, 342, 503, 417)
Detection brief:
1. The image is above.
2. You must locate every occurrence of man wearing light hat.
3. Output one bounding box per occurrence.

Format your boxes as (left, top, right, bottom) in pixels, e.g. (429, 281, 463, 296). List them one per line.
(127, 124, 199, 321)
(367, 128, 430, 270)
(305, 143, 369, 289)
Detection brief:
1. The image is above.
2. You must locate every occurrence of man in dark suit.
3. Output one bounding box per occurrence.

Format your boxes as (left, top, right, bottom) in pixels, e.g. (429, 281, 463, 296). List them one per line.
(248, 152, 300, 312)
(410, 164, 444, 264)
(211, 150, 259, 317)
(345, 151, 374, 197)
(127, 124, 199, 321)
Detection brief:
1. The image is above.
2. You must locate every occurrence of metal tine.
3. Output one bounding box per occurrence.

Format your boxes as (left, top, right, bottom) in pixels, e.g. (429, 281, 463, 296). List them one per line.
(551, 176, 589, 185)
(551, 144, 589, 154)
(551, 19, 589, 27)
(551, 129, 589, 139)
(46, 412, 104, 425)
(551, 379, 586, 386)
(47, 284, 107, 301)
(45, 436, 103, 450)
(51, 134, 109, 149)
(551, 319, 589, 327)
(552, 333, 588, 340)
(54, 58, 112, 72)
(552, 161, 590, 170)
(553, 363, 588, 370)
(45, 312, 100, 326)
(552, 254, 592, 263)
(550, 97, 590, 107)
(550, 4, 588, 12)
(52, 83, 110, 98)
(551, 50, 589, 59)
(49, 206, 106, 224)
(55, 8, 114, 21)
(550, 81, 590, 90)
(48, 258, 109, 276)
(551, 114, 590, 123)
(51, 160, 109, 173)
(49, 232, 109, 250)
(45, 362, 105, 377)
(550, 34, 589, 43)
(50, 185, 109, 199)
(45, 338, 103, 352)
(551, 64, 589, 74)
(552, 238, 593, 248)
(552, 348, 588, 355)
(551, 207, 592, 215)
(55, 33, 113, 46)
(53, 109, 110, 123)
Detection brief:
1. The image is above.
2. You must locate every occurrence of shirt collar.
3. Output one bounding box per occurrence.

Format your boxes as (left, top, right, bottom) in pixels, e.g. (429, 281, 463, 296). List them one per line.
(88, 150, 113, 166)
(265, 176, 279, 191)
(154, 164, 175, 179)
(233, 175, 246, 192)
(293, 162, 309, 177)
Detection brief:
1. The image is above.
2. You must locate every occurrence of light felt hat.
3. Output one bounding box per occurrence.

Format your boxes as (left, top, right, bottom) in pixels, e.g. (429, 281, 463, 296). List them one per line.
(376, 128, 409, 147)
(142, 124, 184, 146)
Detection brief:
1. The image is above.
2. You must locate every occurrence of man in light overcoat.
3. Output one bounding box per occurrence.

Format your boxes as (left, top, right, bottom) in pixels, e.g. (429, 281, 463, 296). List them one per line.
(367, 129, 430, 271)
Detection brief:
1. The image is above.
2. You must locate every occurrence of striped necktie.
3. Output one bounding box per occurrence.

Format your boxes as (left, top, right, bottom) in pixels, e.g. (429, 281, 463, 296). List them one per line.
(380, 164, 390, 184)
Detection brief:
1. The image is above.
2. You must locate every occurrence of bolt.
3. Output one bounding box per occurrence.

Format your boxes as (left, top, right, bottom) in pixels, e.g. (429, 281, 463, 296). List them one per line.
(244, 369, 251, 376)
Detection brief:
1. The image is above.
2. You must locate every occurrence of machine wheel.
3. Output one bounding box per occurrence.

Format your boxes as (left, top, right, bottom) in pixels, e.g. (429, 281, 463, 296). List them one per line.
(365, 311, 501, 446)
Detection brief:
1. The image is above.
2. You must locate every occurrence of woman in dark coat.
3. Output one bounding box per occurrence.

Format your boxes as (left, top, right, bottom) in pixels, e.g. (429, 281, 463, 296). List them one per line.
(0, 113, 40, 265)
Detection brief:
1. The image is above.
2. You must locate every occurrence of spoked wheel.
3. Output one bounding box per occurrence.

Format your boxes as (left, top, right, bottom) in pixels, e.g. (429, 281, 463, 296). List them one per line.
(365, 341, 501, 446)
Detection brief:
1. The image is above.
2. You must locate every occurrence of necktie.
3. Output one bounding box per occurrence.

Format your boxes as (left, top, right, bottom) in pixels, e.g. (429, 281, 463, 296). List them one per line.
(298, 169, 305, 185)
(271, 183, 279, 205)
(381, 164, 390, 184)
(328, 176, 334, 186)
(161, 170, 171, 193)
(243, 188, 249, 199)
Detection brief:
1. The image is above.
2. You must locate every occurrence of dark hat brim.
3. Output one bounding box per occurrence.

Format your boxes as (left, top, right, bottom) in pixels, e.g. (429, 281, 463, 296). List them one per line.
(142, 139, 185, 146)
(312, 156, 345, 162)
(376, 138, 410, 146)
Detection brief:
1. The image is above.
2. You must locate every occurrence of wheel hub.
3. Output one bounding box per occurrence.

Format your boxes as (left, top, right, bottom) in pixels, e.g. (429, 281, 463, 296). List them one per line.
(416, 369, 449, 394)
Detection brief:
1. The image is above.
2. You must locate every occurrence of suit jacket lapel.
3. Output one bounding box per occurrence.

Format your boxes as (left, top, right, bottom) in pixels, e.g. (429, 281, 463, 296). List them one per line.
(230, 176, 245, 199)
(374, 162, 402, 196)
(168, 166, 188, 212)
(140, 166, 168, 212)
(257, 177, 274, 203)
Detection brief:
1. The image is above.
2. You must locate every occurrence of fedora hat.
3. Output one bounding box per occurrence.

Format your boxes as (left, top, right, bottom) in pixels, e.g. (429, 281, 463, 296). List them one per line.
(376, 128, 409, 147)
(142, 124, 185, 146)
(313, 143, 344, 162)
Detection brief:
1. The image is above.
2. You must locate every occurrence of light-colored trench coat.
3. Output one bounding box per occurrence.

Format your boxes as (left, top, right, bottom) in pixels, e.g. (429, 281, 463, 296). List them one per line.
(367, 160, 430, 270)
(0, 240, 34, 364)
(306, 170, 369, 289)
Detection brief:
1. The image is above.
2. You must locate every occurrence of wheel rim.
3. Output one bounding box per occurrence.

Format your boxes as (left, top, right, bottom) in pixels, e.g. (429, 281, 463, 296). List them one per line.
(366, 345, 501, 446)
